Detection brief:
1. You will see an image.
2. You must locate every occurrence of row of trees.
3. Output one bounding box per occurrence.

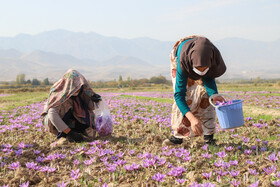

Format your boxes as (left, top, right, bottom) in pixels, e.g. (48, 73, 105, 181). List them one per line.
(90, 75, 172, 88)
(15, 74, 50, 85)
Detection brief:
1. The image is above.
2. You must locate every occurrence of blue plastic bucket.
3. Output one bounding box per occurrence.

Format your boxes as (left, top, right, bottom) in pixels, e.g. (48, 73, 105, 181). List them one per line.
(209, 94, 244, 129)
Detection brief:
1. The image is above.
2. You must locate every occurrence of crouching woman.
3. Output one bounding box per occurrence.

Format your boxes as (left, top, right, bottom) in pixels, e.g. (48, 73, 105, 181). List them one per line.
(41, 69, 101, 143)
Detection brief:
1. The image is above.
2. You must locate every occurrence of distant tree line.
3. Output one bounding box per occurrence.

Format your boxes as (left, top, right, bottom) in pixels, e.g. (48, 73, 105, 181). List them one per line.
(90, 74, 172, 88)
(15, 73, 50, 86)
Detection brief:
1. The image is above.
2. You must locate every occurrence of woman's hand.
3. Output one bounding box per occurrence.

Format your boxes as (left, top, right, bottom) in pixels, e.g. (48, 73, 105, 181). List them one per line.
(212, 95, 225, 104)
(185, 112, 203, 136)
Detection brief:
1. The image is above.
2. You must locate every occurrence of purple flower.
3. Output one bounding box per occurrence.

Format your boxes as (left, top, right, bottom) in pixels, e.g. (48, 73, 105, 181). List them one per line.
(262, 141, 269, 145)
(128, 150, 135, 155)
(214, 160, 223, 168)
(232, 134, 238, 138)
(36, 156, 44, 163)
(263, 165, 276, 175)
(176, 179, 186, 184)
(249, 169, 259, 176)
(255, 138, 261, 142)
(224, 146, 233, 152)
(168, 166, 186, 177)
(106, 164, 117, 172)
(243, 138, 250, 143)
(215, 151, 227, 159)
(19, 181, 29, 187)
(215, 168, 228, 176)
(161, 146, 168, 151)
(201, 144, 208, 151)
(260, 147, 267, 152)
(246, 160, 255, 165)
(230, 160, 238, 166)
(229, 179, 241, 186)
(248, 181, 259, 187)
(152, 173, 166, 182)
(202, 172, 212, 179)
(101, 183, 108, 187)
(33, 150, 41, 155)
(8, 161, 20, 170)
(222, 162, 230, 170)
(117, 151, 125, 158)
(229, 170, 240, 177)
(272, 180, 280, 187)
(268, 153, 278, 162)
(57, 181, 68, 187)
(244, 149, 252, 155)
(276, 171, 280, 178)
(201, 152, 212, 159)
(183, 156, 191, 161)
(73, 159, 79, 165)
(114, 159, 126, 166)
(157, 158, 166, 166)
(164, 162, 171, 169)
(70, 169, 80, 180)
(15, 149, 23, 156)
(17, 142, 25, 149)
(26, 162, 38, 170)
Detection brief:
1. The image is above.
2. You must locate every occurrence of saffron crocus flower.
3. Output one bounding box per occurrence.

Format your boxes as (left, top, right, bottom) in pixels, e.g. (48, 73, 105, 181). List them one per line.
(57, 181, 68, 187)
(202, 172, 212, 179)
(262, 141, 269, 145)
(229, 170, 240, 177)
(201, 144, 208, 151)
(272, 180, 280, 187)
(176, 179, 186, 184)
(215, 151, 227, 159)
(114, 159, 126, 166)
(17, 142, 25, 149)
(201, 152, 212, 159)
(248, 181, 259, 187)
(255, 138, 261, 142)
(128, 150, 135, 155)
(214, 160, 223, 168)
(229, 180, 241, 186)
(70, 169, 80, 180)
(106, 164, 117, 172)
(117, 151, 125, 158)
(246, 160, 255, 165)
(152, 173, 166, 182)
(73, 159, 79, 165)
(15, 149, 23, 156)
(263, 165, 276, 175)
(260, 147, 267, 152)
(249, 169, 259, 176)
(157, 159, 166, 166)
(222, 162, 230, 170)
(243, 138, 250, 143)
(8, 161, 20, 170)
(230, 160, 238, 166)
(224, 146, 233, 152)
(101, 183, 108, 187)
(19, 181, 29, 187)
(33, 150, 41, 155)
(167, 162, 173, 168)
(268, 153, 278, 162)
(215, 168, 228, 176)
(26, 162, 38, 170)
(244, 149, 252, 155)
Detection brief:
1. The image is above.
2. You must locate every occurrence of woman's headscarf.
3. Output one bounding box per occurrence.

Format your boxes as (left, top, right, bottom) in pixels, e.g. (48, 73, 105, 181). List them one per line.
(179, 36, 226, 80)
(42, 69, 96, 116)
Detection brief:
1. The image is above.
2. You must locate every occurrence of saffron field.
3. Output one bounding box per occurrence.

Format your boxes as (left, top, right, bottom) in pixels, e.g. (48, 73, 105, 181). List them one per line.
(0, 89, 279, 186)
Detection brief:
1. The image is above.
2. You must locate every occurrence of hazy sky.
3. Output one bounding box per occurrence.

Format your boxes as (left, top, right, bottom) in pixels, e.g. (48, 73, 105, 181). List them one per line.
(1, 0, 279, 42)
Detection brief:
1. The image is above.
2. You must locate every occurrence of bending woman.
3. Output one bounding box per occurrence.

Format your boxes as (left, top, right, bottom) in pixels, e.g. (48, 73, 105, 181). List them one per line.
(164, 36, 226, 146)
(42, 69, 101, 142)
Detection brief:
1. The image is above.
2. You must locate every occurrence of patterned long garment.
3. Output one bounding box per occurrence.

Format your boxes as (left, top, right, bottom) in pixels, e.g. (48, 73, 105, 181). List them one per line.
(170, 36, 216, 139)
(42, 69, 96, 135)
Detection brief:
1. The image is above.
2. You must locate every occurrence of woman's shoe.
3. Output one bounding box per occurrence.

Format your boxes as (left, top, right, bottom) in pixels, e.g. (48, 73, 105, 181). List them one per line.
(162, 135, 183, 146)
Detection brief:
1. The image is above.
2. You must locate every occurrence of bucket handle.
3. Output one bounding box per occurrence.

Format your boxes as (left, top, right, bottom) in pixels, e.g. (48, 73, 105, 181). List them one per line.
(209, 94, 235, 109)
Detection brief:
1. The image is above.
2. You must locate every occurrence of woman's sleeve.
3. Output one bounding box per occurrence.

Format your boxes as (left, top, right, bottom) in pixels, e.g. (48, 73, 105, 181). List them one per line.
(174, 63, 190, 116)
(202, 77, 218, 97)
(48, 108, 69, 132)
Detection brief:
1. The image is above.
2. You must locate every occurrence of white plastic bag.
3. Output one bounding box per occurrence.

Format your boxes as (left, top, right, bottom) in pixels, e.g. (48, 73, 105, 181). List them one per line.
(94, 100, 113, 136)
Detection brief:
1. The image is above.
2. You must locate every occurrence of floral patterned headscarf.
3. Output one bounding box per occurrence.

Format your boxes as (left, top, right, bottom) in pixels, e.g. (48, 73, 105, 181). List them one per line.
(42, 69, 95, 116)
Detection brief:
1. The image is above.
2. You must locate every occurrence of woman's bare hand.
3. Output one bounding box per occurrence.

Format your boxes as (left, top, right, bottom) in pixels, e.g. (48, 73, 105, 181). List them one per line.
(212, 96, 225, 104)
(185, 112, 203, 136)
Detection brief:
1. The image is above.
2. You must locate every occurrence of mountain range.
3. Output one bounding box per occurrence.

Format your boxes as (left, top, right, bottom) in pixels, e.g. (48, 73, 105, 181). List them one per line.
(0, 29, 279, 81)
